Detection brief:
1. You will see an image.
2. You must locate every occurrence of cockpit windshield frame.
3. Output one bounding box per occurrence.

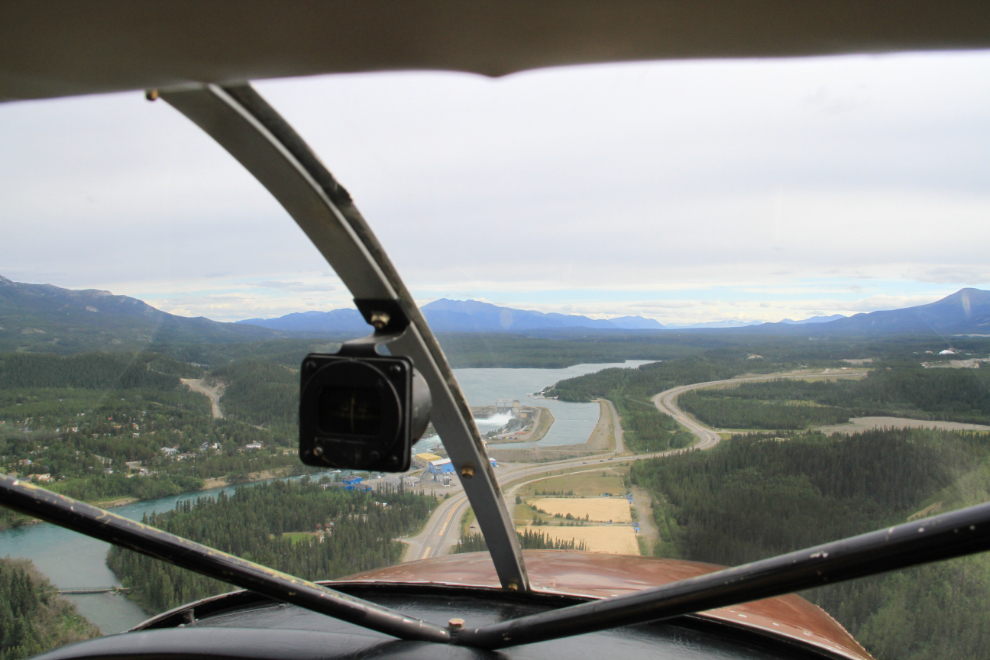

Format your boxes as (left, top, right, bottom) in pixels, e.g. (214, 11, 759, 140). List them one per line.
(159, 83, 531, 592)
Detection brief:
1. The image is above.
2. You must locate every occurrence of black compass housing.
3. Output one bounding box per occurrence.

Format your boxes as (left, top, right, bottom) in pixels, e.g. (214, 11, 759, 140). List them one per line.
(299, 354, 430, 472)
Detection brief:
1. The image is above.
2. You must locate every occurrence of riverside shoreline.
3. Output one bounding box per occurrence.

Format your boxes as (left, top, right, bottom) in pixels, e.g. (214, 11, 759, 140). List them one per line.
(489, 400, 615, 463)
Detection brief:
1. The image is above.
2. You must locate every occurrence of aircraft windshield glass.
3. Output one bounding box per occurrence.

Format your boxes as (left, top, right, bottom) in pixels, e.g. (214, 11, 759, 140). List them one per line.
(2, 51, 990, 660)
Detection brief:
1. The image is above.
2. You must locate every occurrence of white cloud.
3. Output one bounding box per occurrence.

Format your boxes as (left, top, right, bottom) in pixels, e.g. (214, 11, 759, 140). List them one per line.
(829, 294, 948, 314)
(255, 281, 337, 293)
(633, 301, 697, 309)
(1, 52, 988, 324)
(913, 267, 990, 285)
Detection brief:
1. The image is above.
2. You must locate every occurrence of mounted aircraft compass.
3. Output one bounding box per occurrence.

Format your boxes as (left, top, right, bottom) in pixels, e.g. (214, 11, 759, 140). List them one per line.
(299, 308, 433, 473)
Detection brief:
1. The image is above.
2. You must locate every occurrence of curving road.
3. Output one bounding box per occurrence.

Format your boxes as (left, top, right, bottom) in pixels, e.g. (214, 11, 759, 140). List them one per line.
(404, 452, 659, 561)
(653, 384, 722, 449)
(407, 489, 472, 560)
(652, 369, 868, 450)
(406, 368, 867, 562)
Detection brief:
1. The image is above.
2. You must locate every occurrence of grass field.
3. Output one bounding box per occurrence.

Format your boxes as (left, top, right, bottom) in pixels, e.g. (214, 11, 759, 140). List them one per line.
(519, 524, 640, 555)
(514, 499, 548, 525)
(519, 471, 627, 498)
(818, 416, 990, 434)
(282, 531, 315, 544)
(530, 497, 632, 523)
(508, 469, 640, 554)
(531, 406, 555, 442)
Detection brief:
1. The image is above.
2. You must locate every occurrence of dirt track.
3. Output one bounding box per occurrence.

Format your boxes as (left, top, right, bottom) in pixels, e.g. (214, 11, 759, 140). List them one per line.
(179, 378, 224, 419)
(819, 416, 990, 434)
(181, 378, 225, 419)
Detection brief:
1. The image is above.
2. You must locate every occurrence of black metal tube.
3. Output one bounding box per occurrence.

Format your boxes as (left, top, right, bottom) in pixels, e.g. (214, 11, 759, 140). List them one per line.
(0, 476, 450, 644)
(457, 501, 990, 649)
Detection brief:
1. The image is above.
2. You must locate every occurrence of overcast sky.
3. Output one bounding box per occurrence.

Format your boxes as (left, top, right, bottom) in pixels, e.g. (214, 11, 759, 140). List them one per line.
(1, 50, 988, 324)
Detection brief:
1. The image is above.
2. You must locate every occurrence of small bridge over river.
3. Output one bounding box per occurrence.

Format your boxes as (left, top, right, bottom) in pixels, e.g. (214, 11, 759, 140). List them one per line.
(58, 586, 130, 595)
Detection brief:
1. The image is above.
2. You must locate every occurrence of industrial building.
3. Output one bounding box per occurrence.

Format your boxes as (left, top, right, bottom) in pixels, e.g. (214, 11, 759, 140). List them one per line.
(427, 458, 455, 475)
(428, 458, 498, 475)
(414, 452, 442, 468)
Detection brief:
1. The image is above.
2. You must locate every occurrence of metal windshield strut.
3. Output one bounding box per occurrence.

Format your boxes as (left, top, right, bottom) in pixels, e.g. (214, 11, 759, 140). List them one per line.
(455, 500, 990, 649)
(0, 476, 450, 643)
(158, 83, 528, 591)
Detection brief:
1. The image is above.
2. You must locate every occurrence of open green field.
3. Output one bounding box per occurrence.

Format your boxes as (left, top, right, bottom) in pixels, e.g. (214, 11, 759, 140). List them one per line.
(513, 499, 546, 525)
(518, 470, 627, 498)
(530, 406, 555, 442)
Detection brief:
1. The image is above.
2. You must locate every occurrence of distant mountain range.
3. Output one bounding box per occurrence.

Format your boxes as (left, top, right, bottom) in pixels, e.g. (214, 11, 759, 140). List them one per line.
(780, 314, 847, 325)
(0, 275, 284, 353)
(239, 298, 832, 333)
(3, 274, 988, 353)
(769, 288, 990, 336)
(239, 291, 990, 336)
(238, 299, 666, 333)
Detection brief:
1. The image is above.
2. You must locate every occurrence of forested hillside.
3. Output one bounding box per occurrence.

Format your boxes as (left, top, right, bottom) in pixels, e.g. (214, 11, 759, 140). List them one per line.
(0, 352, 200, 390)
(631, 429, 990, 660)
(679, 366, 990, 429)
(158, 338, 341, 371)
(107, 480, 435, 613)
(163, 333, 709, 370)
(0, 558, 100, 660)
(209, 360, 298, 432)
(0, 352, 302, 529)
(0, 275, 282, 355)
(434, 333, 705, 368)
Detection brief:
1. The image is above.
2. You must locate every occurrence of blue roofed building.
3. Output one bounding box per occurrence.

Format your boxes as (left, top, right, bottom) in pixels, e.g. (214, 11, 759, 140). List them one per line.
(428, 459, 455, 475)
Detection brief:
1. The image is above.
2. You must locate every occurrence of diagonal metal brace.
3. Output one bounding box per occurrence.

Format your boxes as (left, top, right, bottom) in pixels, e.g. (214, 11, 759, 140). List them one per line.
(456, 500, 990, 649)
(0, 476, 450, 643)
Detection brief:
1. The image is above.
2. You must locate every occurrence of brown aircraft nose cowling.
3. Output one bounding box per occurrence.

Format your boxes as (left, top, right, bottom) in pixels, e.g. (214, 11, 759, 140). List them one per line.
(338, 550, 875, 660)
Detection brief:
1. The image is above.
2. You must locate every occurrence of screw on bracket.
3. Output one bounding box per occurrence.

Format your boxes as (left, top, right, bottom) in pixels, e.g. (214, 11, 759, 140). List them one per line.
(460, 465, 475, 479)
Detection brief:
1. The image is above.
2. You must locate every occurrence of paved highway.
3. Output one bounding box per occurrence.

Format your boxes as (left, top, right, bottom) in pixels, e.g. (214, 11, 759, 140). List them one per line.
(404, 368, 865, 562)
(603, 399, 625, 453)
(652, 368, 867, 449)
(403, 454, 632, 560)
(404, 451, 666, 561)
(653, 383, 722, 449)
